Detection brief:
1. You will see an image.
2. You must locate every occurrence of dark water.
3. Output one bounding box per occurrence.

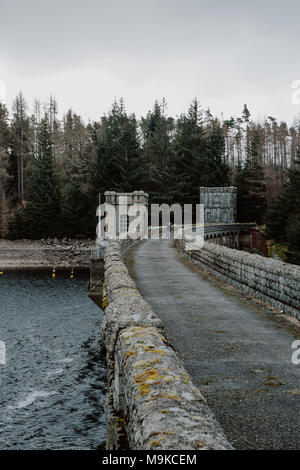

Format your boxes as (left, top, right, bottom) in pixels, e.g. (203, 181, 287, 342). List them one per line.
(0, 269, 106, 450)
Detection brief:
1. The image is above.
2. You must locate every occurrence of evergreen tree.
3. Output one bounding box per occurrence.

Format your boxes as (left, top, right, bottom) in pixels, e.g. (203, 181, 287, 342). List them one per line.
(85, 99, 142, 235)
(3, 91, 299, 247)
(95, 99, 141, 193)
(242, 104, 251, 123)
(8, 93, 32, 202)
(133, 100, 174, 203)
(170, 99, 206, 206)
(61, 178, 92, 237)
(0, 103, 10, 237)
(58, 109, 96, 237)
(266, 154, 300, 264)
(170, 100, 229, 207)
(11, 114, 61, 238)
(0, 103, 10, 193)
(205, 119, 230, 186)
(236, 130, 266, 223)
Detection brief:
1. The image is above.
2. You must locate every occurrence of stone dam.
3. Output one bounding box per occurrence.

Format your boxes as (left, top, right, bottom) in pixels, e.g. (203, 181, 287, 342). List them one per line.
(88, 229, 300, 450)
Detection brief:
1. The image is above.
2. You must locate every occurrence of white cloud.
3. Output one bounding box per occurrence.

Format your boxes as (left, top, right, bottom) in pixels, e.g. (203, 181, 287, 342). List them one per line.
(1, 0, 300, 123)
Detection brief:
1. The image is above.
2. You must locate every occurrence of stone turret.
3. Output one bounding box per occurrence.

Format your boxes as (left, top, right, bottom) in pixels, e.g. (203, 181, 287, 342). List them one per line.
(200, 187, 237, 223)
(103, 191, 149, 237)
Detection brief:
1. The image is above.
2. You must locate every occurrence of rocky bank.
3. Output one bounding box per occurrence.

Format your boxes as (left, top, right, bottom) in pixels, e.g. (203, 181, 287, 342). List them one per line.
(0, 238, 94, 269)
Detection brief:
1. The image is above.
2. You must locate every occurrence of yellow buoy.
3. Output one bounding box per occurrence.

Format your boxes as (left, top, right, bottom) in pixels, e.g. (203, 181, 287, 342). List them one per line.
(52, 268, 56, 279)
(0, 271, 3, 275)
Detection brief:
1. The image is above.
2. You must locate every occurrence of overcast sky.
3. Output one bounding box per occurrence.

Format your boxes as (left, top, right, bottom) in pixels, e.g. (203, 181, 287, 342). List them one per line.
(0, 0, 299, 123)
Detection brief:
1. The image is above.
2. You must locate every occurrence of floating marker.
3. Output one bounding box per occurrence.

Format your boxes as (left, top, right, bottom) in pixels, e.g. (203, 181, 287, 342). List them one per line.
(52, 268, 56, 279)
(0, 270, 3, 275)
(70, 268, 74, 279)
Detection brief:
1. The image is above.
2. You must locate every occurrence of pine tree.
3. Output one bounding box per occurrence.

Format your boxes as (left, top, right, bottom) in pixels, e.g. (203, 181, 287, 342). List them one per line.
(170, 99, 206, 206)
(8, 93, 32, 202)
(17, 114, 61, 238)
(236, 130, 266, 223)
(57, 109, 96, 236)
(266, 153, 300, 263)
(242, 104, 251, 123)
(132, 100, 173, 203)
(91, 99, 141, 193)
(84, 100, 142, 235)
(170, 100, 229, 207)
(61, 179, 92, 237)
(0, 191, 10, 238)
(204, 119, 230, 186)
(0, 103, 10, 237)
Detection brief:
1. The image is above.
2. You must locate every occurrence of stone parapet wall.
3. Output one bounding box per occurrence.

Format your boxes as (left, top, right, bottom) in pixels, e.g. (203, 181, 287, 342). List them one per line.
(101, 240, 232, 450)
(177, 240, 300, 320)
(120, 237, 141, 257)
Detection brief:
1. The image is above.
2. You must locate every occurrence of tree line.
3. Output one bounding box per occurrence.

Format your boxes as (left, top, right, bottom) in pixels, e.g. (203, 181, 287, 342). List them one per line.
(0, 94, 299, 263)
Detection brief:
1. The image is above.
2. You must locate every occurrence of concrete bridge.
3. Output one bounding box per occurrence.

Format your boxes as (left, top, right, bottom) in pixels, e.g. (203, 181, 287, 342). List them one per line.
(89, 220, 300, 450)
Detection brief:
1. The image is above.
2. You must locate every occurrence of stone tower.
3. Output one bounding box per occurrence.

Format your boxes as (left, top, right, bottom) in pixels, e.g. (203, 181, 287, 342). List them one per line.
(103, 190, 149, 237)
(199, 187, 237, 224)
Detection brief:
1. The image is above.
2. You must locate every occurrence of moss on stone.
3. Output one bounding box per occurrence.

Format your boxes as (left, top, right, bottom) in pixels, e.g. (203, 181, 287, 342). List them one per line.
(124, 350, 138, 360)
(102, 286, 108, 308)
(148, 393, 182, 401)
(135, 368, 159, 397)
(132, 359, 160, 370)
(142, 346, 166, 355)
(149, 431, 175, 449)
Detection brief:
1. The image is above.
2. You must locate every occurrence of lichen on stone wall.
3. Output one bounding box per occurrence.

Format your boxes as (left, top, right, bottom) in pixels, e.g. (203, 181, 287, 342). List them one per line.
(102, 239, 232, 450)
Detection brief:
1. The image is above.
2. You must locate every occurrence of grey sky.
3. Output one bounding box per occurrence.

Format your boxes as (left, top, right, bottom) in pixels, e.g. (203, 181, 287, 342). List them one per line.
(0, 0, 299, 123)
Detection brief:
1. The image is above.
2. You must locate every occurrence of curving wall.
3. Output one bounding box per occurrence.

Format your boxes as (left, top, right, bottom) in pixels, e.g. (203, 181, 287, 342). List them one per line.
(101, 239, 232, 450)
(177, 239, 300, 320)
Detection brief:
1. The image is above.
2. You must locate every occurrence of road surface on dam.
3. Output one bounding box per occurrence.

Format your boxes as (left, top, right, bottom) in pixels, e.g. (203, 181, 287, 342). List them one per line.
(126, 239, 300, 450)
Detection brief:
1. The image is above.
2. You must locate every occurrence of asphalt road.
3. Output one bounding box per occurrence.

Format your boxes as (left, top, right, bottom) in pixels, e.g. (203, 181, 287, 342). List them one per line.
(126, 239, 300, 450)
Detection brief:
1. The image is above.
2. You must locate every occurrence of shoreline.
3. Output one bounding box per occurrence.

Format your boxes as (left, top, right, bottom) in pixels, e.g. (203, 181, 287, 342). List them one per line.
(0, 238, 94, 270)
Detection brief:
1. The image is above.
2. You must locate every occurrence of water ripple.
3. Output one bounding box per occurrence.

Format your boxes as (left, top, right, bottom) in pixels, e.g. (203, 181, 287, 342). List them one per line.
(0, 270, 106, 449)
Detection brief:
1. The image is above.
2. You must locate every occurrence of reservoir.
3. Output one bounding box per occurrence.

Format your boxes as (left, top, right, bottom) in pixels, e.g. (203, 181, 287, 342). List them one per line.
(0, 269, 106, 450)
